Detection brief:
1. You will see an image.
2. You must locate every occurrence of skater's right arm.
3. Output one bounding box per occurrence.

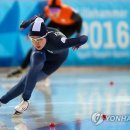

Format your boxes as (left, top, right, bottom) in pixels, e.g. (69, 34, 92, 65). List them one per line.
(20, 14, 46, 29)
(48, 32, 88, 50)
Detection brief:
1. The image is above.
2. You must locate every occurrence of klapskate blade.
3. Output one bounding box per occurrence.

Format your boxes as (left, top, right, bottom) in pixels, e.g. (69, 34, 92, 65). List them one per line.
(13, 111, 22, 115)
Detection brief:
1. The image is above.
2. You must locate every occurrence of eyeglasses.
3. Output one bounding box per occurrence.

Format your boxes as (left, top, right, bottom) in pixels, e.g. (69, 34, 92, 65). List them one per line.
(29, 33, 48, 42)
(29, 31, 54, 42)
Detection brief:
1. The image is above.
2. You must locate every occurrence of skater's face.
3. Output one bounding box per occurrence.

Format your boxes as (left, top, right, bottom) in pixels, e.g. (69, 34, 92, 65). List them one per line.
(50, 7, 61, 18)
(29, 36, 47, 50)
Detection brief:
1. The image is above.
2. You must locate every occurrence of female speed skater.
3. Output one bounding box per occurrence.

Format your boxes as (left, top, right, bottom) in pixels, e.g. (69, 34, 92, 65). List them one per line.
(0, 17, 88, 115)
(7, 0, 83, 77)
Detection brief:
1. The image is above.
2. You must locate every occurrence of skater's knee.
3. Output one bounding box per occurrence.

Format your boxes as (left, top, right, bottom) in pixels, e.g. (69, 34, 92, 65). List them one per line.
(30, 62, 44, 72)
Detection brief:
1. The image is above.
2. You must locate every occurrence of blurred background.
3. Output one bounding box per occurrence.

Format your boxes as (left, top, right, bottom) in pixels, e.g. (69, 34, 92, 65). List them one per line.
(0, 0, 130, 67)
(0, 0, 130, 130)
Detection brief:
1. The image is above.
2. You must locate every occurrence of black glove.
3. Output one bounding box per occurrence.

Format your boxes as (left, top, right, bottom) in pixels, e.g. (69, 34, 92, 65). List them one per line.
(20, 15, 38, 29)
(72, 35, 88, 50)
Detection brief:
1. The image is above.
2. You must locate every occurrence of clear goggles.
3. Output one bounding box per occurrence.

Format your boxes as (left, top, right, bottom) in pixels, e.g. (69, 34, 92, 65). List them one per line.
(29, 31, 54, 42)
(29, 33, 47, 42)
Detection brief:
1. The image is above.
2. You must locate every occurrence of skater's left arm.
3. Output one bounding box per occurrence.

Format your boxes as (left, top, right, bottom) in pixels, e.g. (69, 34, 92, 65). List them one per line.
(52, 32, 88, 50)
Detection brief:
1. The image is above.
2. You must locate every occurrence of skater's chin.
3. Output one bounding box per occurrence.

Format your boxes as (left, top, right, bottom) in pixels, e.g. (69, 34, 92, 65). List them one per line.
(35, 46, 43, 50)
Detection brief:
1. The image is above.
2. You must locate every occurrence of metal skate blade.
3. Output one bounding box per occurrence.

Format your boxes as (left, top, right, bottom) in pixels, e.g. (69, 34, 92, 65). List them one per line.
(13, 111, 22, 115)
(12, 112, 22, 118)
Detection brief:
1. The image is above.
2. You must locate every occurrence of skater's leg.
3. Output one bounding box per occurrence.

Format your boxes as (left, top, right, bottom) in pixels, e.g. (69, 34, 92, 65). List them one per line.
(14, 51, 46, 114)
(22, 51, 46, 101)
(37, 71, 48, 81)
(14, 50, 68, 114)
(0, 75, 27, 104)
(21, 49, 68, 101)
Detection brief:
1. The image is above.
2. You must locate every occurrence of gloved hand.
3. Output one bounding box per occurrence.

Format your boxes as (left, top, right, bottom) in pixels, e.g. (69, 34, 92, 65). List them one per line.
(20, 15, 38, 29)
(72, 35, 88, 50)
(72, 45, 80, 50)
